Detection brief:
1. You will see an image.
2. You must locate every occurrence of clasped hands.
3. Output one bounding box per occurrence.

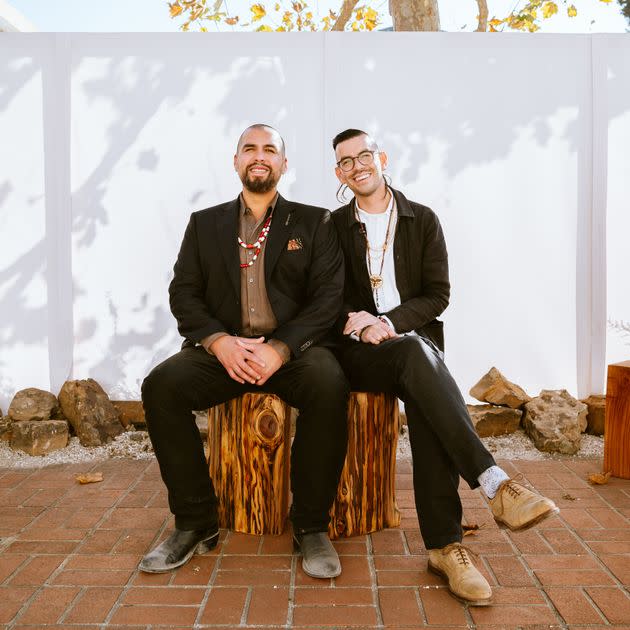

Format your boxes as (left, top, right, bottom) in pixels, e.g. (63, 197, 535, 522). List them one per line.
(208, 336, 282, 385)
(344, 311, 398, 345)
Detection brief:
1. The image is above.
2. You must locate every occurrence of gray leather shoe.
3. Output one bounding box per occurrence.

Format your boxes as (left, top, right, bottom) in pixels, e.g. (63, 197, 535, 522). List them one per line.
(139, 527, 219, 573)
(294, 532, 341, 579)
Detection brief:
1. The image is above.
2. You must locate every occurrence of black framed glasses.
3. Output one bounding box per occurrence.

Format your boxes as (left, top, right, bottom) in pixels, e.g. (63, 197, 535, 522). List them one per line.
(336, 150, 378, 172)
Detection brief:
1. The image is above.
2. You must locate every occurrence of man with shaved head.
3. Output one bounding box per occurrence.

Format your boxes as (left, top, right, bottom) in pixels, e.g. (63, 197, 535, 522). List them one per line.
(140, 124, 348, 579)
(330, 128, 559, 606)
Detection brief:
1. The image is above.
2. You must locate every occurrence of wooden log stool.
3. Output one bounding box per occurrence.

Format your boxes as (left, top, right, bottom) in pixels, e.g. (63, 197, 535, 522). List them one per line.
(329, 392, 401, 539)
(604, 360, 630, 479)
(207, 391, 401, 538)
(207, 393, 291, 535)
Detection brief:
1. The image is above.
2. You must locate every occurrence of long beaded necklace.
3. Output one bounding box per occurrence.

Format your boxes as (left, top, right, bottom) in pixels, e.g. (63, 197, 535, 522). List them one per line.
(356, 199, 395, 302)
(237, 214, 272, 268)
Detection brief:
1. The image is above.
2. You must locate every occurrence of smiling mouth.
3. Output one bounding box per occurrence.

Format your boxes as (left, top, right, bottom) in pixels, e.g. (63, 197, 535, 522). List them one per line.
(248, 166, 270, 175)
(353, 171, 371, 183)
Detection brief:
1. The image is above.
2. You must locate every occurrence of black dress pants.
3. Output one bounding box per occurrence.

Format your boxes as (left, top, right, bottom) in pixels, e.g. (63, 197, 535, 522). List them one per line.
(336, 335, 496, 549)
(142, 345, 349, 533)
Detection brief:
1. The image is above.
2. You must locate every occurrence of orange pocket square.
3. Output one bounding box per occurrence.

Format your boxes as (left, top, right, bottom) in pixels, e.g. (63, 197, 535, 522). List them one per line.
(287, 238, 303, 251)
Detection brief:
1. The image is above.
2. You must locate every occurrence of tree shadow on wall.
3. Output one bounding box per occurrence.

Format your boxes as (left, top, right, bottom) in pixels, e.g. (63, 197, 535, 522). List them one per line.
(0, 55, 47, 408)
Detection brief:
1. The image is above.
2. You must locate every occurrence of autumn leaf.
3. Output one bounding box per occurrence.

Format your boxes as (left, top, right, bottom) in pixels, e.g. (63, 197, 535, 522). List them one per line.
(542, 1, 558, 18)
(75, 472, 104, 484)
(587, 471, 612, 485)
(169, 2, 184, 18)
(562, 493, 577, 501)
(462, 523, 485, 536)
(251, 3, 267, 21)
(225, 16, 239, 24)
(599, 0, 613, 3)
(274, 2, 280, 9)
(256, 23, 273, 30)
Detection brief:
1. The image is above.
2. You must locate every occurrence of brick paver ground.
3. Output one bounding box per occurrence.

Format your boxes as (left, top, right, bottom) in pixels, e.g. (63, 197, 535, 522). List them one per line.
(1, 456, 629, 628)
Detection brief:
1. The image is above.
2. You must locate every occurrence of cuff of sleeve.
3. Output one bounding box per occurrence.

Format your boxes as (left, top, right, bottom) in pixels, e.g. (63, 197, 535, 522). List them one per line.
(201, 331, 229, 354)
(378, 315, 396, 333)
(267, 339, 291, 364)
(349, 332, 361, 342)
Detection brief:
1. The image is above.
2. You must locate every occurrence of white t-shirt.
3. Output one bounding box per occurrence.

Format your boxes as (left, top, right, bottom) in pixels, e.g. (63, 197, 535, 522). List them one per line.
(356, 193, 401, 317)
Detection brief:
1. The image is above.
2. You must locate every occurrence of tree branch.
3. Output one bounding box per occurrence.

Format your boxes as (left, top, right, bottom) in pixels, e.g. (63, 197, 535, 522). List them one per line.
(476, 0, 488, 31)
(332, 0, 360, 31)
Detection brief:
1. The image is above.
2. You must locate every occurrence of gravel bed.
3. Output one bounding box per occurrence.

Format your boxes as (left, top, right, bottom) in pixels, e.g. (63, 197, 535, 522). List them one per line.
(1, 426, 604, 469)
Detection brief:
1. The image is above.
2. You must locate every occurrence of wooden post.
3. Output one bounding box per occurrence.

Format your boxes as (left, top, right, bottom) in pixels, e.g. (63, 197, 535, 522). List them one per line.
(329, 392, 401, 539)
(604, 361, 630, 479)
(207, 393, 291, 535)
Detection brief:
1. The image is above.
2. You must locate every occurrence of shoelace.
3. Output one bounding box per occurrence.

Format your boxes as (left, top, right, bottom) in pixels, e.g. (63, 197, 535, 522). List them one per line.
(442, 543, 477, 567)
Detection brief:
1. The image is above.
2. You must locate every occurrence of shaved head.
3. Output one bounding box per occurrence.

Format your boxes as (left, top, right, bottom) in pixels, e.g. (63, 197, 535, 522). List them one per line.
(236, 124, 286, 156)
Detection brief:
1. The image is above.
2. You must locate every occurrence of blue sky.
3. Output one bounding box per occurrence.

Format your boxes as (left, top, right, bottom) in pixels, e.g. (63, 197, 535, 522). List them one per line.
(7, 0, 629, 32)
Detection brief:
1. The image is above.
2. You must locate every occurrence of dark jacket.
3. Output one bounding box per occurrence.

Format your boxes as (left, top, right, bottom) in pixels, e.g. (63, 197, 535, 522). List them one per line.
(332, 187, 449, 352)
(169, 194, 344, 358)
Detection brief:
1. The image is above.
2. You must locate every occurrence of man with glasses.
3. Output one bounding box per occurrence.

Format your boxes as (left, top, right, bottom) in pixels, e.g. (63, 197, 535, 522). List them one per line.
(330, 128, 559, 606)
(139, 124, 348, 579)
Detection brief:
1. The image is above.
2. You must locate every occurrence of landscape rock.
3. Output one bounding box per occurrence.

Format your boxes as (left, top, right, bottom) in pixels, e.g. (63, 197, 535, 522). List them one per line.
(0, 417, 12, 442)
(467, 404, 522, 438)
(10, 420, 68, 456)
(8, 388, 60, 422)
(470, 367, 531, 409)
(581, 395, 605, 436)
(111, 401, 145, 428)
(58, 379, 124, 447)
(523, 389, 588, 455)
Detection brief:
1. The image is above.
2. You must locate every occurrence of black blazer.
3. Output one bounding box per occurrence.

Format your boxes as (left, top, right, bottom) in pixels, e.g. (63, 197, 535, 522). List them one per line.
(169, 194, 344, 358)
(332, 187, 449, 352)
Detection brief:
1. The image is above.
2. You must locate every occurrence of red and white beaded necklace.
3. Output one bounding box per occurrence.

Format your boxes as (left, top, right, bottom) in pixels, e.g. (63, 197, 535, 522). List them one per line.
(237, 214, 273, 268)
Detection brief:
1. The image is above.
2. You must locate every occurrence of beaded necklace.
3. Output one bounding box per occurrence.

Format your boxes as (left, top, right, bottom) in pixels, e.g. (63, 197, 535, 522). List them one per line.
(237, 213, 272, 268)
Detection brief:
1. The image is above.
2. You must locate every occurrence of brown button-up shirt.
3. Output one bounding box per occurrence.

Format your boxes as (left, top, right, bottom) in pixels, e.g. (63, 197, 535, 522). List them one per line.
(201, 193, 290, 363)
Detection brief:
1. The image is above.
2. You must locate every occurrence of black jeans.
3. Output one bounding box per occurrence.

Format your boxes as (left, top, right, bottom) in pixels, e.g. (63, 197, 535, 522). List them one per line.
(142, 345, 349, 533)
(336, 335, 496, 549)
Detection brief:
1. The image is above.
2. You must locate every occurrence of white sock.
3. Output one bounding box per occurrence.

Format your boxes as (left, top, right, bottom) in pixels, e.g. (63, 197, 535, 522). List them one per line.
(478, 466, 510, 499)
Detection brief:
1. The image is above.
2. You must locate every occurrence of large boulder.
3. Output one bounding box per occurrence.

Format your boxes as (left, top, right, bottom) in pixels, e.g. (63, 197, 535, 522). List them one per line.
(523, 389, 588, 454)
(581, 395, 605, 436)
(467, 404, 522, 437)
(111, 400, 145, 429)
(10, 420, 68, 456)
(8, 388, 60, 422)
(469, 367, 531, 409)
(58, 379, 124, 447)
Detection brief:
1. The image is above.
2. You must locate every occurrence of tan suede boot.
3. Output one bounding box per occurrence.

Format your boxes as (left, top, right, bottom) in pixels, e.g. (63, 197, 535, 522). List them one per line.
(489, 477, 559, 531)
(428, 543, 493, 606)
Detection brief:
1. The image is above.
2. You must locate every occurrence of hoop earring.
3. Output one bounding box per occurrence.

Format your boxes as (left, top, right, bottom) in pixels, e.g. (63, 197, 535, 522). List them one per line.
(336, 183, 350, 204)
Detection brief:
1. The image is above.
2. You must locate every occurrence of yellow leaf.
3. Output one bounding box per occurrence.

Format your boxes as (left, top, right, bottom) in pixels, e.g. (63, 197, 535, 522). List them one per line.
(599, 0, 613, 3)
(256, 23, 273, 30)
(75, 472, 104, 484)
(567, 4, 577, 16)
(489, 18, 503, 27)
(355, 8, 364, 20)
(542, 1, 558, 18)
(169, 2, 184, 18)
(276, 25, 287, 30)
(225, 16, 239, 24)
(251, 3, 267, 21)
(306, 11, 313, 19)
(587, 471, 612, 485)
(274, 2, 280, 9)
(489, 24, 498, 31)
